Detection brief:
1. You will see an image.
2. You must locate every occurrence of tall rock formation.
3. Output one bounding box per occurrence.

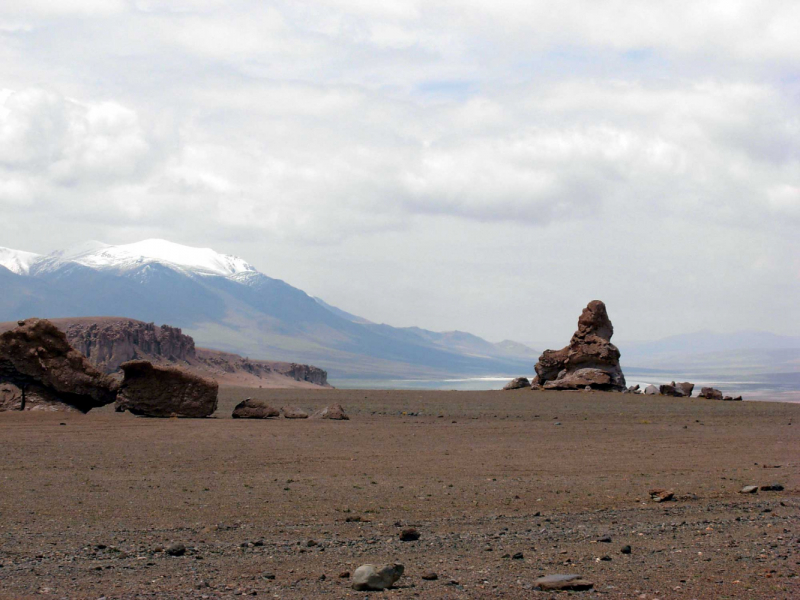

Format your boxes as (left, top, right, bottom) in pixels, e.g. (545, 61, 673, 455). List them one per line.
(0, 319, 117, 412)
(533, 301, 626, 391)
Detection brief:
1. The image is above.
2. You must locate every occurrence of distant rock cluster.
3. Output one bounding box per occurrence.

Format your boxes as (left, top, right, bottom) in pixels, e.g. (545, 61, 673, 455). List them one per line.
(231, 399, 349, 420)
(627, 382, 742, 401)
(503, 301, 744, 401)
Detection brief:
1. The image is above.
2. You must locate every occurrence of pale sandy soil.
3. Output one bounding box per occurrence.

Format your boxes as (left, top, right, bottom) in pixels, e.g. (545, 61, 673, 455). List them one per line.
(0, 388, 798, 599)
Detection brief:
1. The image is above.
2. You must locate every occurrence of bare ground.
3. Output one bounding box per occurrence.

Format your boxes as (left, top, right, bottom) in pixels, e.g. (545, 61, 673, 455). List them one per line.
(0, 388, 798, 599)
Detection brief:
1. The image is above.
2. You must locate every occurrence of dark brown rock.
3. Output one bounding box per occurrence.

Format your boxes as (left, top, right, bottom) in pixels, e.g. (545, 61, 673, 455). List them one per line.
(0, 319, 117, 413)
(699, 387, 723, 400)
(115, 360, 218, 418)
(659, 383, 679, 396)
(534, 574, 594, 591)
(503, 377, 530, 390)
(660, 381, 693, 397)
(399, 527, 420, 541)
(281, 406, 309, 419)
(311, 404, 349, 420)
(760, 484, 784, 491)
(534, 301, 626, 391)
(232, 398, 280, 419)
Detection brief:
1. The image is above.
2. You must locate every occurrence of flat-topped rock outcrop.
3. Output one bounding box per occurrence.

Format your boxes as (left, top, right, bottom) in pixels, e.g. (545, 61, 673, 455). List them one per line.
(66, 318, 195, 373)
(533, 301, 626, 391)
(0, 319, 117, 412)
(115, 360, 218, 417)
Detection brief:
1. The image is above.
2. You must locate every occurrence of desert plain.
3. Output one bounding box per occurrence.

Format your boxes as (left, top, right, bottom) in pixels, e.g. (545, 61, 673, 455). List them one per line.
(1, 388, 798, 599)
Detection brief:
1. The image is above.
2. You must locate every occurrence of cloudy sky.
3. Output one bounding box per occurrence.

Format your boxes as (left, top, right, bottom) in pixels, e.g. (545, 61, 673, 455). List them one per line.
(1, 1, 799, 344)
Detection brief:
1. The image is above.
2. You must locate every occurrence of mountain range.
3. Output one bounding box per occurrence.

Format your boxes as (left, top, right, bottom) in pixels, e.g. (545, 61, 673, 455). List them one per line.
(0, 239, 536, 381)
(3, 239, 798, 392)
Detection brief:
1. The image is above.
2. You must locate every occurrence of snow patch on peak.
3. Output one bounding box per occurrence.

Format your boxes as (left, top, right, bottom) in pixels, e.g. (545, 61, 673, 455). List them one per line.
(0, 246, 41, 275)
(55, 239, 256, 276)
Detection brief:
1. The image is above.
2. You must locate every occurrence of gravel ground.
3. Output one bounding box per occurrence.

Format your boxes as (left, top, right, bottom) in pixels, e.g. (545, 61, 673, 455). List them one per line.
(0, 388, 798, 599)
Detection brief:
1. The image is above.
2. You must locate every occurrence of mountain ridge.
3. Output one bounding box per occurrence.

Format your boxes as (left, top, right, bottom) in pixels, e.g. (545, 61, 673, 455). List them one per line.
(0, 239, 537, 381)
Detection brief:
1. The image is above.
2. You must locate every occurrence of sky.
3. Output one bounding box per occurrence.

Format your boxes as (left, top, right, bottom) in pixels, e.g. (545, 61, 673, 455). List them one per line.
(1, 1, 799, 345)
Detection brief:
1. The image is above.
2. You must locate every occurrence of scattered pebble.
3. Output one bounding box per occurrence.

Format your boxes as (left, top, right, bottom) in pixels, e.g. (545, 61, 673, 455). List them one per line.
(166, 543, 185, 557)
(399, 527, 420, 541)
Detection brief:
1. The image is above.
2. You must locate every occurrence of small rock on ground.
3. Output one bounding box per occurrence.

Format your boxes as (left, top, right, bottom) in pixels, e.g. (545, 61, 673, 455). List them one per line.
(534, 574, 594, 591)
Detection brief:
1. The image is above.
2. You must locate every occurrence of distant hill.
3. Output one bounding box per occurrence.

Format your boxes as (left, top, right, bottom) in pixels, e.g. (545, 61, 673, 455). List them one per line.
(621, 331, 800, 375)
(0, 240, 537, 381)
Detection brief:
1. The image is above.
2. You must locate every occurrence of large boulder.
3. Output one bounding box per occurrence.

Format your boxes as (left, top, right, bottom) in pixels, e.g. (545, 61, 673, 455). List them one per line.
(533, 301, 626, 391)
(231, 398, 279, 419)
(0, 319, 117, 413)
(115, 360, 218, 417)
(643, 384, 658, 395)
(503, 377, 530, 390)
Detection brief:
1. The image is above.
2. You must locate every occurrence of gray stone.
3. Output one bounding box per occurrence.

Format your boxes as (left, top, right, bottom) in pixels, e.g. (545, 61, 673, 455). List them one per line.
(503, 377, 530, 390)
(739, 485, 758, 494)
(351, 564, 404, 591)
(281, 406, 309, 419)
(644, 384, 658, 395)
(534, 574, 594, 591)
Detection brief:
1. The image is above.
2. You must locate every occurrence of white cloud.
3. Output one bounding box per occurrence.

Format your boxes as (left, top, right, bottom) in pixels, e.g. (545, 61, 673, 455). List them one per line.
(0, 1, 798, 339)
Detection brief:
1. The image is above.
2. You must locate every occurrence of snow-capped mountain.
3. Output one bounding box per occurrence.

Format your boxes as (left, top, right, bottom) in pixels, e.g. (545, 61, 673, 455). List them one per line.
(33, 239, 256, 277)
(0, 239, 536, 381)
(0, 246, 41, 275)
